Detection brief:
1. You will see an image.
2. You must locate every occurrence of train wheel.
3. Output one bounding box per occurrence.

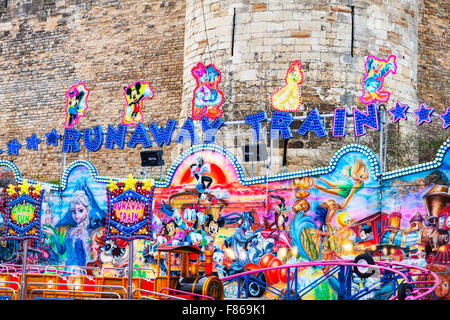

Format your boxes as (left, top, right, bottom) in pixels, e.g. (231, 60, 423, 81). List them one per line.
(397, 283, 414, 300)
(201, 276, 224, 300)
(353, 253, 375, 278)
(248, 272, 266, 298)
(393, 249, 405, 261)
(438, 231, 449, 246)
(425, 252, 435, 264)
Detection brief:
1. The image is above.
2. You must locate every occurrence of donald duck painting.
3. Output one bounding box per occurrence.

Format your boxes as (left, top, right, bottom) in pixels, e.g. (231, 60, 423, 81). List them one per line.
(360, 55, 397, 104)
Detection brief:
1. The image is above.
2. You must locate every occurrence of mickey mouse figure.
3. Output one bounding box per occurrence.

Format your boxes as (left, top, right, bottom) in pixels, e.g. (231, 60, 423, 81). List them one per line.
(190, 156, 213, 200)
(122, 81, 154, 125)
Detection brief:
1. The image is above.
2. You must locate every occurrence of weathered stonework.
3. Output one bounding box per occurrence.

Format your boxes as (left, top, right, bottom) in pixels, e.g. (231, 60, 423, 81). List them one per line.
(0, 0, 185, 181)
(0, 0, 447, 181)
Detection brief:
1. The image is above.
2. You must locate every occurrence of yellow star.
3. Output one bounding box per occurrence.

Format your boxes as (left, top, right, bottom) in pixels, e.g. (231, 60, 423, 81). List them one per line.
(142, 179, 154, 191)
(7, 184, 16, 197)
(123, 174, 137, 191)
(20, 180, 31, 195)
(107, 179, 119, 192)
(33, 183, 42, 195)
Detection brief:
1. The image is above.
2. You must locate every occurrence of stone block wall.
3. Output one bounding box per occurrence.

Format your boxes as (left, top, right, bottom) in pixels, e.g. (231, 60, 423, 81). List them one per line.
(181, 0, 424, 174)
(0, 0, 447, 182)
(417, 0, 448, 110)
(0, 0, 186, 181)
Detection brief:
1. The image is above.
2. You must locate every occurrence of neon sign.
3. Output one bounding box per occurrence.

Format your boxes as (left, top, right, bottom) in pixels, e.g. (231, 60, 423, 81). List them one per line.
(360, 55, 397, 104)
(2, 180, 44, 241)
(191, 62, 224, 121)
(271, 60, 303, 112)
(113, 200, 146, 224)
(64, 83, 90, 129)
(105, 175, 154, 241)
(122, 81, 154, 125)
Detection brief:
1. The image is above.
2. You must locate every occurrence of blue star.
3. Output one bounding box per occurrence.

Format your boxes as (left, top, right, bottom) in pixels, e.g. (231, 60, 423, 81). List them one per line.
(439, 107, 450, 129)
(25, 134, 43, 151)
(45, 129, 61, 146)
(7, 138, 22, 156)
(389, 101, 409, 122)
(413, 103, 434, 125)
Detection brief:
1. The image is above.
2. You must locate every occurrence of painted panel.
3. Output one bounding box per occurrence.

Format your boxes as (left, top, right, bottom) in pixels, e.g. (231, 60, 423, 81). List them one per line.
(0, 139, 448, 300)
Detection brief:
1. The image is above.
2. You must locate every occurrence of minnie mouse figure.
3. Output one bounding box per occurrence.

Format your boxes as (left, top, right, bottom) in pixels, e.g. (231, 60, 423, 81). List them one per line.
(64, 83, 89, 129)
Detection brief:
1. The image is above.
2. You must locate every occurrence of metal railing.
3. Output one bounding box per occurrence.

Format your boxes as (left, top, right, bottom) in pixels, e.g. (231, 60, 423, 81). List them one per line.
(131, 288, 186, 300)
(26, 281, 127, 300)
(0, 280, 20, 300)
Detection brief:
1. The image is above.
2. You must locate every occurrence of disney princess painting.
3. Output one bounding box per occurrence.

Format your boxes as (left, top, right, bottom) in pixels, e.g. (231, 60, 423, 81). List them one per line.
(314, 158, 370, 209)
(271, 60, 303, 112)
(42, 180, 106, 268)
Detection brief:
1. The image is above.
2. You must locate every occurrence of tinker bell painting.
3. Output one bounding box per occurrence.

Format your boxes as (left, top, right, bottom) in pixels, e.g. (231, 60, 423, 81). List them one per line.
(312, 155, 380, 223)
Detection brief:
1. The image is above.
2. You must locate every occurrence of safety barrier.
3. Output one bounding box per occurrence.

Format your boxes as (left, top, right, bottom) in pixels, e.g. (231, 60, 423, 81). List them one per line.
(159, 287, 215, 300)
(0, 280, 20, 300)
(221, 259, 440, 300)
(131, 288, 186, 300)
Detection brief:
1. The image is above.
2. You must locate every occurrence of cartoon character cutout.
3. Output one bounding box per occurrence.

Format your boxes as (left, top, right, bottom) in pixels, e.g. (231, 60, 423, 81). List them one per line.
(122, 81, 154, 125)
(271, 60, 303, 112)
(65, 83, 90, 129)
(360, 55, 397, 104)
(191, 62, 224, 121)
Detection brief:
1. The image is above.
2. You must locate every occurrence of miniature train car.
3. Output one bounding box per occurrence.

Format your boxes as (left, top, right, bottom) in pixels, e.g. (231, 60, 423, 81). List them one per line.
(155, 245, 224, 300)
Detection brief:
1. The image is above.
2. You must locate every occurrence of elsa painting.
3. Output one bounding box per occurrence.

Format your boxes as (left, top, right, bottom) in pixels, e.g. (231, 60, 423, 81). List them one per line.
(42, 183, 105, 267)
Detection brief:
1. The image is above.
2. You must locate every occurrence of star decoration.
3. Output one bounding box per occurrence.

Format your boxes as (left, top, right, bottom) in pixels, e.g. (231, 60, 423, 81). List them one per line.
(413, 103, 434, 125)
(25, 134, 43, 151)
(123, 174, 137, 191)
(19, 180, 31, 195)
(7, 138, 23, 156)
(389, 101, 409, 122)
(45, 129, 61, 146)
(142, 179, 154, 191)
(7, 184, 16, 196)
(438, 107, 450, 130)
(107, 179, 119, 192)
(33, 183, 43, 195)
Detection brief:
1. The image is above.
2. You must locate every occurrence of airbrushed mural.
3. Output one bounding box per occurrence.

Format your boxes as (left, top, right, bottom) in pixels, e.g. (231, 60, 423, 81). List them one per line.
(0, 139, 449, 300)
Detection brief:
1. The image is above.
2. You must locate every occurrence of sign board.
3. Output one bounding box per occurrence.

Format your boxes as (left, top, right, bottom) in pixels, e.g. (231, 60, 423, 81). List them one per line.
(105, 175, 154, 241)
(242, 143, 268, 162)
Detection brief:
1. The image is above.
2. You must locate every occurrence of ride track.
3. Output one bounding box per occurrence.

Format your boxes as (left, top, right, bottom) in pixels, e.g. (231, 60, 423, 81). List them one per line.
(220, 259, 440, 300)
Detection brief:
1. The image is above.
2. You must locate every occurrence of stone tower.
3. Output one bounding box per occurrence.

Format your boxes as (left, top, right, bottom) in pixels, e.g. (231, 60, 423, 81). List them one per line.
(180, 0, 441, 173)
(0, 0, 447, 181)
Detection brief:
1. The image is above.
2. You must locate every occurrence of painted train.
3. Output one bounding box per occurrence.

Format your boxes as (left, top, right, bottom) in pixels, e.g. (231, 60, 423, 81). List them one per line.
(351, 185, 450, 263)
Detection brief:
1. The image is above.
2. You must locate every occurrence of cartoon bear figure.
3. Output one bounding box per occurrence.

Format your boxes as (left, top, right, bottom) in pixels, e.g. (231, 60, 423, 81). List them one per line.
(122, 81, 154, 125)
(360, 55, 397, 104)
